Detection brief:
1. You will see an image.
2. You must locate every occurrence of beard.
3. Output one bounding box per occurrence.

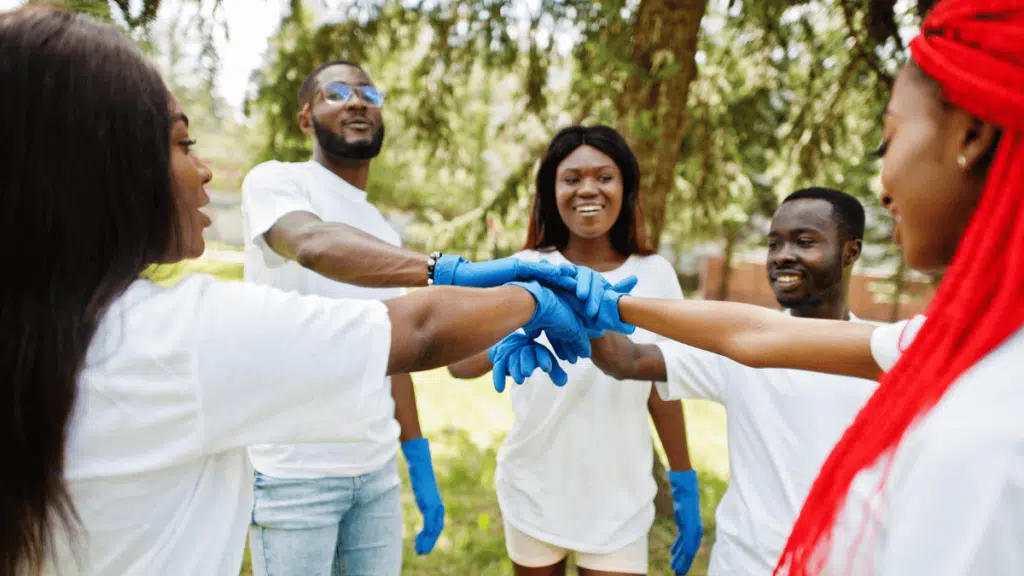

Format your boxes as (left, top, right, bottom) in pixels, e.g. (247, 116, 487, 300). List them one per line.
(312, 114, 385, 160)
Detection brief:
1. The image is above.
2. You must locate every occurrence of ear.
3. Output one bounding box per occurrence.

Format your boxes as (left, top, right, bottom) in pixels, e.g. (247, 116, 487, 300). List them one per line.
(842, 239, 862, 268)
(298, 103, 314, 135)
(956, 112, 1000, 172)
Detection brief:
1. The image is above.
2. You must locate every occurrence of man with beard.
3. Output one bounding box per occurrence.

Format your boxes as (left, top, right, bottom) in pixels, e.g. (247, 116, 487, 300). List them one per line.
(585, 187, 880, 575)
(241, 61, 443, 576)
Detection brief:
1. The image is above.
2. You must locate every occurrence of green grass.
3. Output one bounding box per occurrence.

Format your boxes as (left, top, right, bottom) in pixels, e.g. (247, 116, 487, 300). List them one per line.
(172, 250, 731, 575)
(237, 371, 728, 576)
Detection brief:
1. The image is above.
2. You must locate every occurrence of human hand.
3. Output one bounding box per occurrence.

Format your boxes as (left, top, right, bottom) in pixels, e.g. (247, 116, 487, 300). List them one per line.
(668, 469, 703, 574)
(402, 438, 445, 555)
(488, 332, 568, 392)
(432, 254, 576, 290)
(556, 269, 638, 337)
(508, 281, 591, 363)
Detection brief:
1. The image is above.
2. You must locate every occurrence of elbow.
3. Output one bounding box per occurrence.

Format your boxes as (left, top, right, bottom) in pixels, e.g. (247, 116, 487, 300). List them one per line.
(592, 356, 630, 381)
(294, 230, 326, 270)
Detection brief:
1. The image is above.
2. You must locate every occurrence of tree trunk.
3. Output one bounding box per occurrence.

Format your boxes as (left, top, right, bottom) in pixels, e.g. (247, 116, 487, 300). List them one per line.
(614, 0, 708, 517)
(615, 0, 708, 250)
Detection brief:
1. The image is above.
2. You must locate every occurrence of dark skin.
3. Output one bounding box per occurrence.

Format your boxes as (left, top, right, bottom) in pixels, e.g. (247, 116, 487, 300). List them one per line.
(593, 199, 864, 382)
(593, 64, 1000, 384)
(258, 64, 431, 438)
(450, 145, 691, 576)
(263, 64, 433, 288)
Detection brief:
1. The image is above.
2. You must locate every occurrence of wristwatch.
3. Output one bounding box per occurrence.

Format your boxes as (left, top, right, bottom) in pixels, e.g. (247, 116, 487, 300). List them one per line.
(426, 251, 442, 285)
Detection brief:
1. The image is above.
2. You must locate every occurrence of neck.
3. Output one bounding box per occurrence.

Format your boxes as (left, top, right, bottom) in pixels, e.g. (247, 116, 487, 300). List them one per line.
(314, 147, 370, 190)
(788, 278, 851, 321)
(561, 234, 626, 271)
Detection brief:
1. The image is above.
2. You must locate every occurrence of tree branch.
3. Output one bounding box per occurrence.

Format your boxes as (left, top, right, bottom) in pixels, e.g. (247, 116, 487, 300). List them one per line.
(839, 0, 894, 86)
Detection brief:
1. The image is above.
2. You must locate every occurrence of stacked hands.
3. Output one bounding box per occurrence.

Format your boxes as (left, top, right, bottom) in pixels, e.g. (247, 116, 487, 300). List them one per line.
(434, 255, 703, 574)
(433, 254, 639, 392)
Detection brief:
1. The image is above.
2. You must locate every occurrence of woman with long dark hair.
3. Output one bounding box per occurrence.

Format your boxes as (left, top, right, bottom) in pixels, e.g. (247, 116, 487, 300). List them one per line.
(0, 7, 603, 575)
(448, 126, 703, 576)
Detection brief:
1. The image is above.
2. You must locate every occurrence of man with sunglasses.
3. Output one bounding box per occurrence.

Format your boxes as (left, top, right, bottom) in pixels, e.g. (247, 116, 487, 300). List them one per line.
(240, 60, 581, 576)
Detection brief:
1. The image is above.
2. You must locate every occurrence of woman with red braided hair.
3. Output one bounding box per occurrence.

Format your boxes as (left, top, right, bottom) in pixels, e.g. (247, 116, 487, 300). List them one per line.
(773, 0, 1024, 573)
(502, 0, 1022, 572)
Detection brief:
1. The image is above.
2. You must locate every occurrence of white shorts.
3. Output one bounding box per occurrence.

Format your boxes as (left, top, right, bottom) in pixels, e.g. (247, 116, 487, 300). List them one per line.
(503, 521, 648, 573)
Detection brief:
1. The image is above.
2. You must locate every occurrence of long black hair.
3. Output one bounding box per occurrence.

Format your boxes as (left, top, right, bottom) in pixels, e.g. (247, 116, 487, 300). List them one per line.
(0, 6, 178, 573)
(523, 125, 655, 255)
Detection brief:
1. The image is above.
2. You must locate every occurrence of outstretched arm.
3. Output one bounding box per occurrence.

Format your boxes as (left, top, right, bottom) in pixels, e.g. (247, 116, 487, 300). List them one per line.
(267, 211, 432, 288)
(617, 297, 881, 380)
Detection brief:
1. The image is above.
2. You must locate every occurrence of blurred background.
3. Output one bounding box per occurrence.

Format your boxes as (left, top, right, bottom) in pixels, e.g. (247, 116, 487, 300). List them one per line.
(3, 0, 939, 573)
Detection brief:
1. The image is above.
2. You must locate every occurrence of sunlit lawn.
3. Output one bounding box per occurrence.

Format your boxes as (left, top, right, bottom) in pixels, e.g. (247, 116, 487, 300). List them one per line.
(163, 256, 730, 575)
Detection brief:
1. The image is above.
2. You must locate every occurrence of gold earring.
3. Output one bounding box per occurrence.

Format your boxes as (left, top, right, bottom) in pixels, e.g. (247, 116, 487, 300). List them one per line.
(957, 155, 967, 168)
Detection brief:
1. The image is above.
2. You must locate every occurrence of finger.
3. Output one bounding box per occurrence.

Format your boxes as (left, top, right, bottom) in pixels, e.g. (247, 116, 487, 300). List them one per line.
(492, 356, 508, 393)
(586, 271, 603, 318)
(536, 346, 553, 374)
(548, 357, 569, 387)
(508, 350, 524, 385)
(519, 346, 539, 380)
(575, 268, 591, 302)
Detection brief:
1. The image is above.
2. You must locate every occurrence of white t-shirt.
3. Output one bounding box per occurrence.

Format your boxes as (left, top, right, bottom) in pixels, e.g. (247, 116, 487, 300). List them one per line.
(49, 275, 392, 576)
(654, 311, 880, 576)
(496, 249, 684, 553)
(822, 322, 1024, 576)
(242, 160, 404, 479)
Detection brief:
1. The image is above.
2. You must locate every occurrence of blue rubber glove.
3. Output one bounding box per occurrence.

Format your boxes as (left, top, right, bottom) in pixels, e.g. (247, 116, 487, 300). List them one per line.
(667, 470, 703, 574)
(556, 273, 638, 338)
(509, 280, 591, 363)
(488, 332, 568, 392)
(402, 438, 445, 555)
(432, 255, 576, 290)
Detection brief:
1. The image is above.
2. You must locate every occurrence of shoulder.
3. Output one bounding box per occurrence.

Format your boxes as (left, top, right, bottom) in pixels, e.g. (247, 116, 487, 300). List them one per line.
(242, 160, 305, 191)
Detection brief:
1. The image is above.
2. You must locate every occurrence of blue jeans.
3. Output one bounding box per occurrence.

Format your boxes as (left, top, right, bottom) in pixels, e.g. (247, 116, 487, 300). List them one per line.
(248, 458, 403, 576)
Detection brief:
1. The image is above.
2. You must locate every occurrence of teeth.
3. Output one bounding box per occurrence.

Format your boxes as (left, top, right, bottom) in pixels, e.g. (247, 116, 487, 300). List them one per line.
(577, 206, 602, 214)
(776, 274, 799, 282)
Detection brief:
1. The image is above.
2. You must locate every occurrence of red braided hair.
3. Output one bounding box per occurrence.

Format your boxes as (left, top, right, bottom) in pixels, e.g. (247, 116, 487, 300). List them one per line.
(775, 1, 1024, 574)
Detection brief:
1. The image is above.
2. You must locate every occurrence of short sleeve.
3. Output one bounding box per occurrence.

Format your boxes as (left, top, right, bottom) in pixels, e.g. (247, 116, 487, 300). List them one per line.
(191, 278, 393, 453)
(870, 314, 926, 372)
(241, 161, 317, 268)
(655, 340, 730, 404)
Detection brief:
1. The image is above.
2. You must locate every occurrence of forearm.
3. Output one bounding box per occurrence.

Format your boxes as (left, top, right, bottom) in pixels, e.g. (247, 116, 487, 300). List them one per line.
(591, 332, 668, 381)
(447, 350, 492, 379)
(270, 218, 430, 288)
(618, 296, 882, 380)
(385, 286, 534, 375)
(649, 389, 693, 471)
(391, 373, 422, 442)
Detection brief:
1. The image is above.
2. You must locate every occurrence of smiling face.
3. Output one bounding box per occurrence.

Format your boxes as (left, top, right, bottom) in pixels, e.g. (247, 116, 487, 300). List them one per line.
(299, 64, 385, 160)
(553, 145, 624, 242)
(767, 199, 850, 310)
(877, 63, 997, 272)
(167, 93, 213, 261)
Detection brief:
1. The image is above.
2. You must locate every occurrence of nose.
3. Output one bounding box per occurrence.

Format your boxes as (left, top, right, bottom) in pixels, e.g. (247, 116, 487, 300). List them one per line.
(344, 94, 368, 113)
(577, 177, 599, 198)
(879, 188, 893, 209)
(771, 242, 798, 268)
(197, 157, 213, 186)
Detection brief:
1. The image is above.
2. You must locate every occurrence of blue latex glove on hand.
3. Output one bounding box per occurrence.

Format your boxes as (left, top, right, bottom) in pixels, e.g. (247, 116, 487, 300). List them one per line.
(556, 270, 638, 337)
(509, 280, 591, 363)
(402, 438, 445, 555)
(432, 255, 576, 290)
(488, 332, 568, 392)
(667, 469, 703, 574)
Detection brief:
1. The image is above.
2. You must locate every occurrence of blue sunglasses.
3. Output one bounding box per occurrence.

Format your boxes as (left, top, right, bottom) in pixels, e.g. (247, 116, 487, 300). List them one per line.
(322, 82, 385, 107)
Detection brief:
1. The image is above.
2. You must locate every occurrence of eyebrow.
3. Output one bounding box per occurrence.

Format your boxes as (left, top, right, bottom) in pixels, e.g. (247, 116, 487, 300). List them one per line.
(560, 164, 616, 172)
(171, 112, 189, 126)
